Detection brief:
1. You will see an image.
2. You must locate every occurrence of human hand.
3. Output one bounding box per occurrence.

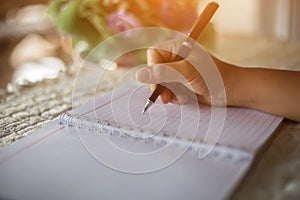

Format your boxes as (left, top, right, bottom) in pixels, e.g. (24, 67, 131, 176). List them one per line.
(136, 38, 300, 122)
(136, 38, 228, 106)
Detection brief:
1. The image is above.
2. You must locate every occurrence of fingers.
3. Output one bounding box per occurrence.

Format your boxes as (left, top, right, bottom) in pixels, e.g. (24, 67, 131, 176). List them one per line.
(137, 38, 222, 106)
(160, 88, 172, 104)
(136, 61, 205, 99)
(168, 83, 189, 104)
(136, 61, 198, 84)
(149, 84, 178, 104)
(147, 48, 171, 64)
(149, 84, 172, 104)
(160, 83, 190, 105)
(147, 38, 186, 64)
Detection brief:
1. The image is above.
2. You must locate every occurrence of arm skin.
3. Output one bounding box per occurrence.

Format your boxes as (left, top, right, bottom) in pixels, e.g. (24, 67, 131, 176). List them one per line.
(136, 39, 300, 122)
(214, 57, 300, 122)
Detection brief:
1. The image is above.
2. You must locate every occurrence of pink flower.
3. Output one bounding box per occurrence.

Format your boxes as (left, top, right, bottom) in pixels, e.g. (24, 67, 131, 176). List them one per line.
(106, 11, 143, 34)
(158, 0, 197, 32)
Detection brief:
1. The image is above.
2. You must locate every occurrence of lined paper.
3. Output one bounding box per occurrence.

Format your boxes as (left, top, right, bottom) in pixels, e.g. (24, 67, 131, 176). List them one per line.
(81, 84, 283, 153)
(0, 84, 283, 200)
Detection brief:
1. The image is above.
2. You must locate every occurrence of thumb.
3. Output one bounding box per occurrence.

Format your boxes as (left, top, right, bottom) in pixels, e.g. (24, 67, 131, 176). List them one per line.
(136, 61, 197, 84)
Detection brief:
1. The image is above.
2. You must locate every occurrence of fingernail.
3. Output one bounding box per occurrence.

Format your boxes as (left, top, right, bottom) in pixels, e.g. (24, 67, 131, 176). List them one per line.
(136, 68, 150, 82)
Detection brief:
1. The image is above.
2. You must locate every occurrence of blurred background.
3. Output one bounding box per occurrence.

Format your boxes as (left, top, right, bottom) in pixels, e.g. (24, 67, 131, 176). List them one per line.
(0, 0, 71, 89)
(0, 0, 299, 89)
(205, 0, 299, 41)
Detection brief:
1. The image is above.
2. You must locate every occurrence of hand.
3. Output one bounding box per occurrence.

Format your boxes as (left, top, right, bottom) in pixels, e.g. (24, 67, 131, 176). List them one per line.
(135, 38, 300, 122)
(136, 38, 229, 106)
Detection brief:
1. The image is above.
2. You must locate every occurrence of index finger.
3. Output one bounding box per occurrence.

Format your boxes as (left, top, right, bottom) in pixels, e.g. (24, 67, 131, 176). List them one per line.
(147, 38, 186, 65)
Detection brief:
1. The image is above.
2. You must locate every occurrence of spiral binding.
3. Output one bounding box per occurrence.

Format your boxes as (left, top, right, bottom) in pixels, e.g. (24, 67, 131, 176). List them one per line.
(59, 112, 253, 163)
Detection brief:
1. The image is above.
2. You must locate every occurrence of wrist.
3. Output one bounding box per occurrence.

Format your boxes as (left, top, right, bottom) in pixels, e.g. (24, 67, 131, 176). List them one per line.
(212, 56, 241, 107)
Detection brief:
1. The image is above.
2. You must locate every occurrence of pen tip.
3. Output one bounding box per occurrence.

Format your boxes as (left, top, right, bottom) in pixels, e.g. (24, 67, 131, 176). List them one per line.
(142, 99, 153, 114)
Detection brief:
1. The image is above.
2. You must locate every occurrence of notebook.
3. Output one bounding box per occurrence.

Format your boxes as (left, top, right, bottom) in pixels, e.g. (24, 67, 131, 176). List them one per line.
(0, 84, 283, 200)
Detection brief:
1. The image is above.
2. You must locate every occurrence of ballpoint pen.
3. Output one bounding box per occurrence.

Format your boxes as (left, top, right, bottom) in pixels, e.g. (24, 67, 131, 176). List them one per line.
(142, 1, 219, 114)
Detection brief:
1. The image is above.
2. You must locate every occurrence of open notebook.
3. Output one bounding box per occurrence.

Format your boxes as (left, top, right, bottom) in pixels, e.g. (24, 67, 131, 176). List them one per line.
(0, 84, 283, 200)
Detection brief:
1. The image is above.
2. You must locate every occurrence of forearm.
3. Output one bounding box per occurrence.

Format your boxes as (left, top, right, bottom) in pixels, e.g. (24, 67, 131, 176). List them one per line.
(217, 59, 300, 122)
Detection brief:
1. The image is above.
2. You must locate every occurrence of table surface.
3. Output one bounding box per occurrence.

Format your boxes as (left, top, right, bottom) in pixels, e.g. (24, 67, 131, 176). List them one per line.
(1, 34, 300, 199)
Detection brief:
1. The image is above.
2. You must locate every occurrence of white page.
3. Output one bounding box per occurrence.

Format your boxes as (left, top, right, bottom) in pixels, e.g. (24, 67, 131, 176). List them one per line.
(73, 84, 283, 153)
(0, 84, 282, 200)
(0, 120, 252, 200)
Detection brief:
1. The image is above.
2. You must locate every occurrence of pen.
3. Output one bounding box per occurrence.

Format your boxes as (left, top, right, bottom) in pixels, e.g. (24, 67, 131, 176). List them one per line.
(142, 1, 219, 114)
